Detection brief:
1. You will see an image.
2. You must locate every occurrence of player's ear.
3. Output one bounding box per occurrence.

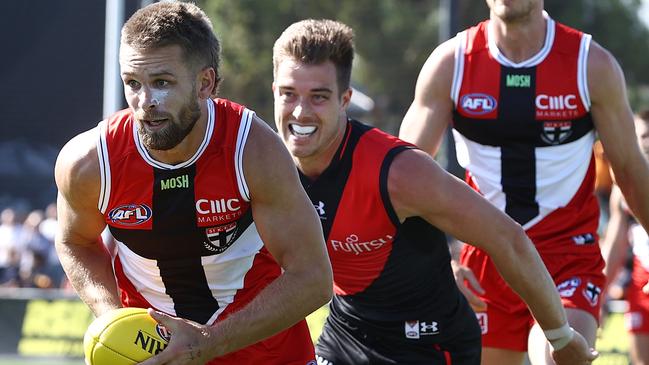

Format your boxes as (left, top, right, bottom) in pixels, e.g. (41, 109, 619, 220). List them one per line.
(197, 67, 216, 99)
(340, 87, 352, 111)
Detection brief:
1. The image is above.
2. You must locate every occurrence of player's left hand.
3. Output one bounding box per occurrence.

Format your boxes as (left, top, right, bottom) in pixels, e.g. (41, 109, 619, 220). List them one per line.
(138, 309, 214, 365)
(643, 280, 649, 295)
(451, 259, 487, 311)
(551, 329, 598, 365)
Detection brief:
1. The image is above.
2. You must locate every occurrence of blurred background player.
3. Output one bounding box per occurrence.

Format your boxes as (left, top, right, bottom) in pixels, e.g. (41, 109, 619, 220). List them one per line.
(400, 0, 649, 364)
(602, 109, 649, 365)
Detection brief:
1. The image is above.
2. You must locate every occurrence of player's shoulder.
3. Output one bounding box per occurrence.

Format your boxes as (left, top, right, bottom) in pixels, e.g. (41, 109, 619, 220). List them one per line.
(424, 36, 457, 72)
(587, 41, 619, 73)
(55, 126, 101, 195)
(414, 37, 457, 97)
(586, 40, 626, 100)
(241, 114, 297, 197)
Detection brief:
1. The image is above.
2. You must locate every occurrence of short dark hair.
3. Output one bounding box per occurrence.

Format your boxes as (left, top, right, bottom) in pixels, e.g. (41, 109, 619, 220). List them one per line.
(121, 2, 221, 94)
(273, 19, 354, 94)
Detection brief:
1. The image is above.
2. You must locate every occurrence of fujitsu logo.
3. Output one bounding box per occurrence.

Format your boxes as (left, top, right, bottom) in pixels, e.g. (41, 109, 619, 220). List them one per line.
(330, 234, 393, 255)
(195, 198, 241, 214)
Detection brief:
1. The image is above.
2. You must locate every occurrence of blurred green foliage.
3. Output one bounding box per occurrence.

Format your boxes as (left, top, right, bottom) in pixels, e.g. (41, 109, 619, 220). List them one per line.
(198, 0, 649, 133)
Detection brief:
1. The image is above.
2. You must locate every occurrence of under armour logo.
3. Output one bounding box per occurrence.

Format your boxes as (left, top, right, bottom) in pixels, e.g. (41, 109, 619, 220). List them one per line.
(314, 201, 326, 218)
(420, 321, 439, 334)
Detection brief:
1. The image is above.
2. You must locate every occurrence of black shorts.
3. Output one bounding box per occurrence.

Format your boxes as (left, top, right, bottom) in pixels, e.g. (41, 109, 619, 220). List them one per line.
(315, 309, 481, 365)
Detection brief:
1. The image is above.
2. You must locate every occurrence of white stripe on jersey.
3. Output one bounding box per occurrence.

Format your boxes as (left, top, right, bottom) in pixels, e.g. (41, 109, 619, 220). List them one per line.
(115, 221, 264, 325)
(453, 130, 595, 230)
(577, 33, 592, 111)
(451, 31, 466, 107)
(97, 120, 111, 214)
(235, 109, 253, 202)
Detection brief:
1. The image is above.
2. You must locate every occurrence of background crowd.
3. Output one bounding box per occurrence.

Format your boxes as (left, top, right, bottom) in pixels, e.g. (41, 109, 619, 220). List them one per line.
(0, 203, 68, 290)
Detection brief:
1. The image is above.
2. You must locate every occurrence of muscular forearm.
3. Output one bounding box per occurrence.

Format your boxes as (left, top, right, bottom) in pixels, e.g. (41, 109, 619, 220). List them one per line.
(56, 240, 121, 316)
(491, 231, 567, 331)
(205, 268, 331, 358)
(616, 167, 649, 234)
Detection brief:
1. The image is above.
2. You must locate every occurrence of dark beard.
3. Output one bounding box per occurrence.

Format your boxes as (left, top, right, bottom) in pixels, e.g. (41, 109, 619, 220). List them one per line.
(139, 98, 202, 151)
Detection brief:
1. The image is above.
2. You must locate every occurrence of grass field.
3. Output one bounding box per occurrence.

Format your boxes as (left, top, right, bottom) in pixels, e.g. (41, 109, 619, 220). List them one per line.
(0, 306, 629, 365)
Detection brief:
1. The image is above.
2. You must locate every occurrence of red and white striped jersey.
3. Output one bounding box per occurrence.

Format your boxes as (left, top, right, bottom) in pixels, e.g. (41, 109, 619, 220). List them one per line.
(96, 98, 281, 325)
(451, 13, 600, 254)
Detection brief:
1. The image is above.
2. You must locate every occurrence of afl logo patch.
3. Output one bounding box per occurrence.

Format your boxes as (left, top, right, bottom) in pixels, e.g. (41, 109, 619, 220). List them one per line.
(460, 93, 497, 115)
(108, 204, 152, 226)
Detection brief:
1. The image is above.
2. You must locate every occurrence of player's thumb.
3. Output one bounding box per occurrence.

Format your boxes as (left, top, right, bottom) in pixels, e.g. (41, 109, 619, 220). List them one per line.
(147, 308, 174, 328)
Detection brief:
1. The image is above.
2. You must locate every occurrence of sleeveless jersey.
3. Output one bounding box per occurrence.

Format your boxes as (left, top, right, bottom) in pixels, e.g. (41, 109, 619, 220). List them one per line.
(96, 98, 281, 325)
(451, 14, 600, 254)
(303, 119, 474, 341)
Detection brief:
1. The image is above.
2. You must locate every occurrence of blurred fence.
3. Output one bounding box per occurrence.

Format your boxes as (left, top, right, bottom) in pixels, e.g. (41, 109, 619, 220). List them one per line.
(0, 288, 632, 364)
(0, 288, 91, 360)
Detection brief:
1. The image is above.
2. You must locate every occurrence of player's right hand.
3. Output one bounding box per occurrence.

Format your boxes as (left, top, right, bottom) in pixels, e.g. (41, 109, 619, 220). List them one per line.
(138, 309, 213, 365)
(451, 259, 487, 312)
(551, 330, 598, 365)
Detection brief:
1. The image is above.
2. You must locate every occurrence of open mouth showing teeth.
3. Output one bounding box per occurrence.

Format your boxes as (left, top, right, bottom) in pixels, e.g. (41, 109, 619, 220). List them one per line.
(289, 124, 317, 136)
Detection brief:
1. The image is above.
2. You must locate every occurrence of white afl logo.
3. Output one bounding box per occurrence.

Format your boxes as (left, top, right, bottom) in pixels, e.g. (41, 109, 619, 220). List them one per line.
(460, 93, 498, 115)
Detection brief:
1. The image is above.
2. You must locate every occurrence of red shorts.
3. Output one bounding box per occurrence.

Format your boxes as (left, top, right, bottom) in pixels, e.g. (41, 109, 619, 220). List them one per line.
(460, 244, 605, 351)
(206, 320, 316, 365)
(625, 257, 649, 334)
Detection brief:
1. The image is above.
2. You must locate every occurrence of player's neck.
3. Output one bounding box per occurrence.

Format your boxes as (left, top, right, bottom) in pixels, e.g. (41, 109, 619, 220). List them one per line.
(146, 105, 209, 165)
(489, 11, 547, 64)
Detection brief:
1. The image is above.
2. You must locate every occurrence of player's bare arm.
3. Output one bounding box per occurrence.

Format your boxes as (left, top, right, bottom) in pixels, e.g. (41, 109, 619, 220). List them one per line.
(142, 115, 333, 364)
(589, 41, 649, 233)
(399, 38, 456, 157)
(601, 186, 630, 287)
(211, 115, 332, 354)
(54, 127, 121, 316)
(387, 149, 597, 364)
(397, 38, 490, 310)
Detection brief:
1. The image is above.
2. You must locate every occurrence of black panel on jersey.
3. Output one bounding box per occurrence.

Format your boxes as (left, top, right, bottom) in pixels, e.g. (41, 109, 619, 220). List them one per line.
(110, 165, 220, 324)
(300, 120, 372, 238)
(153, 166, 218, 324)
(499, 67, 539, 225)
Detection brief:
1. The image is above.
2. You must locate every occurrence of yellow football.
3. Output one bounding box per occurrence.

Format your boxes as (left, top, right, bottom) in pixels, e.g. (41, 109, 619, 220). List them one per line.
(84, 307, 171, 365)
